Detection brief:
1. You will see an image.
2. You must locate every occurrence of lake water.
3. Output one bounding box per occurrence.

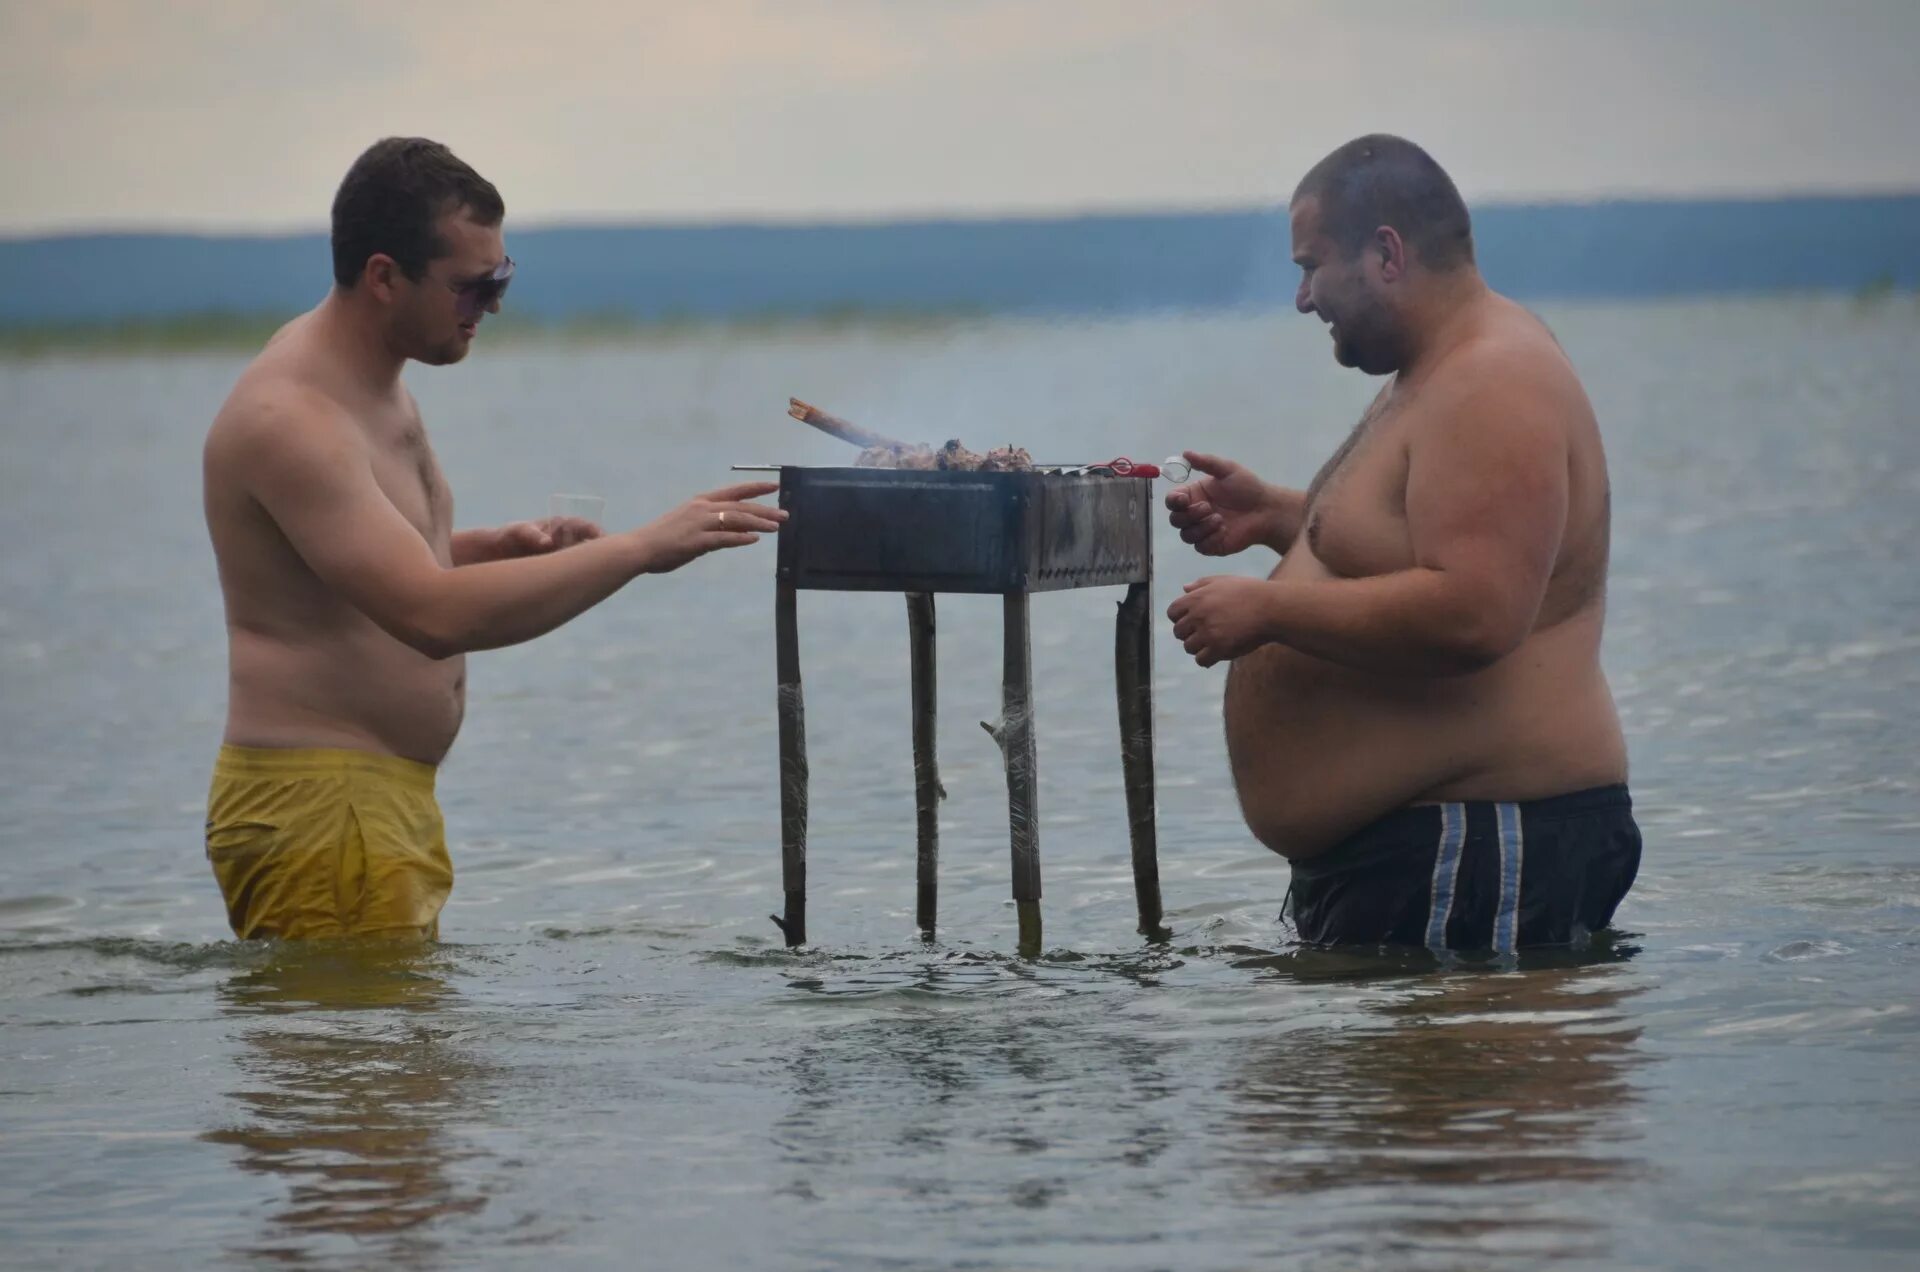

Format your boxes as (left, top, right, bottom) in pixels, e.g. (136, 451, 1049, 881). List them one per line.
(2, 299, 1918, 1270)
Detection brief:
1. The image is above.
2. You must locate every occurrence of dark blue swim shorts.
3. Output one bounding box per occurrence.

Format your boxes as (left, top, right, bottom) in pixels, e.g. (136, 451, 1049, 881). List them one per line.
(1286, 784, 1642, 952)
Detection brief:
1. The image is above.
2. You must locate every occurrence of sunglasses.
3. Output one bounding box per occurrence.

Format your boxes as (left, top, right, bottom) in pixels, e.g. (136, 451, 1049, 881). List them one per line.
(447, 256, 515, 321)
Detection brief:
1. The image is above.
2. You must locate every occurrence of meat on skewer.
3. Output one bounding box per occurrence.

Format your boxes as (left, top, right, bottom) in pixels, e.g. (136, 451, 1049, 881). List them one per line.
(790, 397, 1033, 473)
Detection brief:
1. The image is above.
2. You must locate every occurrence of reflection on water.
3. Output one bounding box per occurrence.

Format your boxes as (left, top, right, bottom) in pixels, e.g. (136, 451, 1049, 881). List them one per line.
(752, 943, 1649, 1267)
(767, 951, 1186, 1225)
(1222, 945, 1646, 1266)
(200, 943, 491, 1267)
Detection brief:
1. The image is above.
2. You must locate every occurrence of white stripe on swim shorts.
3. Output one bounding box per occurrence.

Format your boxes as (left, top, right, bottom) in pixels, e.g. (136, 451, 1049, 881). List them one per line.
(1493, 801, 1525, 954)
(1424, 802, 1467, 949)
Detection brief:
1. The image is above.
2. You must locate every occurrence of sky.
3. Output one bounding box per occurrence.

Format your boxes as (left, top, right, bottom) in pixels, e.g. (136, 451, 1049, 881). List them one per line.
(2, 0, 1917, 234)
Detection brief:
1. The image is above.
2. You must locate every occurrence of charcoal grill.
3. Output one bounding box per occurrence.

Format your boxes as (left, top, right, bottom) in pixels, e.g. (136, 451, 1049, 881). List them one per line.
(768, 465, 1164, 957)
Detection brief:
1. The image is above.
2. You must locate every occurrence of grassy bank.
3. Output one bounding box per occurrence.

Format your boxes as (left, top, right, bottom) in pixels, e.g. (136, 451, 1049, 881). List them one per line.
(5, 288, 1916, 359)
(0, 305, 990, 358)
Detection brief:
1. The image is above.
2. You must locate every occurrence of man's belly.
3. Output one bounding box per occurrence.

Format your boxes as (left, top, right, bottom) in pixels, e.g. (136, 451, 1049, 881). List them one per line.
(1223, 646, 1454, 855)
(1223, 624, 1627, 859)
(224, 625, 467, 766)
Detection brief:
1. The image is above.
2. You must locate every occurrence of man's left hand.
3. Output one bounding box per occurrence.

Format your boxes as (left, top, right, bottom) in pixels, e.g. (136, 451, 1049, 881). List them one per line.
(1167, 575, 1279, 667)
(492, 516, 603, 559)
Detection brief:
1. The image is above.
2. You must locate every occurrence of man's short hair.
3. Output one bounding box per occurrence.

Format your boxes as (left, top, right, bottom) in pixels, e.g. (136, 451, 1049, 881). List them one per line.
(331, 137, 505, 287)
(1293, 135, 1474, 271)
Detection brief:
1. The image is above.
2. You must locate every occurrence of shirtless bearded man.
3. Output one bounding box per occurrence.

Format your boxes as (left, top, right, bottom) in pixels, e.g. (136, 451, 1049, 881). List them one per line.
(1165, 135, 1640, 953)
(202, 138, 784, 941)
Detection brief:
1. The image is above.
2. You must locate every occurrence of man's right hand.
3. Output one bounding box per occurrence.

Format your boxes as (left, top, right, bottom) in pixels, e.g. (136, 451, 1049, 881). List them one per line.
(1165, 451, 1288, 556)
(631, 481, 787, 573)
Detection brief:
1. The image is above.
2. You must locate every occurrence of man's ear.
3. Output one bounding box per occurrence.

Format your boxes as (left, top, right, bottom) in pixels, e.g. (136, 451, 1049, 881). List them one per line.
(363, 253, 402, 304)
(1373, 226, 1407, 283)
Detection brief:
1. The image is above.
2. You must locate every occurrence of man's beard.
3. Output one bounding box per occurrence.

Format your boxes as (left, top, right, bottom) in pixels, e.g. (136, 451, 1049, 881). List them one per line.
(1328, 304, 1400, 376)
(404, 322, 471, 367)
(416, 339, 470, 367)
(387, 306, 473, 367)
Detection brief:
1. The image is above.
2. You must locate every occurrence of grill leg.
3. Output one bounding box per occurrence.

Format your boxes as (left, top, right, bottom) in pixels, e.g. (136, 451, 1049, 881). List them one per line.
(1116, 581, 1166, 939)
(772, 582, 808, 947)
(907, 592, 941, 939)
(1001, 592, 1042, 957)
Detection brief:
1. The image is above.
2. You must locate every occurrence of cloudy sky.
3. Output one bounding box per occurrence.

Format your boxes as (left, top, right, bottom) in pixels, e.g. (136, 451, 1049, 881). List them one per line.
(3, 0, 1916, 234)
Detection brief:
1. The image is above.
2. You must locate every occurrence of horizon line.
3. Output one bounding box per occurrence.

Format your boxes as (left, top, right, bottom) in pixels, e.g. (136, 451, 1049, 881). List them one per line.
(5, 186, 1919, 244)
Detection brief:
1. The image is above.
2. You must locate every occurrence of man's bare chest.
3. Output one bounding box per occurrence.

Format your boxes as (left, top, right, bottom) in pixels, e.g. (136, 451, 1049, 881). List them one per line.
(1300, 393, 1414, 579)
(368, 415, 451, 545)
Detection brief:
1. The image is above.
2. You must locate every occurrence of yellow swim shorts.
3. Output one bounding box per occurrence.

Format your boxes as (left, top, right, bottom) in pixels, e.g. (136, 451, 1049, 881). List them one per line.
(205, 745, 454, 941)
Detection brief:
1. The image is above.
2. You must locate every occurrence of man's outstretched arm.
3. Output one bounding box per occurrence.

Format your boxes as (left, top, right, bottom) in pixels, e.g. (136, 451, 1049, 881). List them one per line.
(228, 395, 781, 658)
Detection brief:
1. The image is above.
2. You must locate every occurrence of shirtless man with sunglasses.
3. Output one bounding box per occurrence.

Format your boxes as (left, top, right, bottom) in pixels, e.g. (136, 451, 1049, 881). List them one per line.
(199, 137, 783, 942)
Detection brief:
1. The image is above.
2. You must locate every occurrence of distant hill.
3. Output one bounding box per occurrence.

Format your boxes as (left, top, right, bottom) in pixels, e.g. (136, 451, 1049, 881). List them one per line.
(2, 195, 1915, 327)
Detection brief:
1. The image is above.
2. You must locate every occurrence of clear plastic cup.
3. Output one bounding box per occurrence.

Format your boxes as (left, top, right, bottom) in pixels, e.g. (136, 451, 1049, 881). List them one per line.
(548, 493, 606, 525)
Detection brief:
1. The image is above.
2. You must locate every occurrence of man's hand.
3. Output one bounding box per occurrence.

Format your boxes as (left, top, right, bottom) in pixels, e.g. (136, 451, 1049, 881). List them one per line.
(455, 516, 602, 564)
(1165, 451, 1292, 556)
(631, 481, 786, 574)
(500, 516, 603, 556)
(1167, 575, 1280, 667)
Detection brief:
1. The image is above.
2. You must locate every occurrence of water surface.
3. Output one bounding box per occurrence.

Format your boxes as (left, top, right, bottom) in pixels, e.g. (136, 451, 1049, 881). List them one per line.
(3, 299, 1918, 1269)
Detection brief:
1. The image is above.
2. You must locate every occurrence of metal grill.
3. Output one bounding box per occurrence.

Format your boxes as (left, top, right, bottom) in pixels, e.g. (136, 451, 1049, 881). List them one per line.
(766, 465, 1164, 957)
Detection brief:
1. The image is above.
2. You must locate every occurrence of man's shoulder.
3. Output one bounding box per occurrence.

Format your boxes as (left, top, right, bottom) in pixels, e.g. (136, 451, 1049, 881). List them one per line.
(1431, 309, 1586, 418)
(1454, 305, 1570, 372)
(205, 373, 369, 508)
(210, 367, 357, 459)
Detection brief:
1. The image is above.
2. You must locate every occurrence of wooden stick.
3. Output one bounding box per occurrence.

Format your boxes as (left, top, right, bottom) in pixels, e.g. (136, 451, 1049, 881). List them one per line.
(1115, 581, 1166, 939)
(772, 582, 808, 947)
(788, 397, 908, 452)
(1002, 592, 1042, 958)
(907, 592, 941, 939)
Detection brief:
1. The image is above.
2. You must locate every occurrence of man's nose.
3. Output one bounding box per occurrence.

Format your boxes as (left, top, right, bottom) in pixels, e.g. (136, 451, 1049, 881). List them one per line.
(1295, 279, 1314, 315)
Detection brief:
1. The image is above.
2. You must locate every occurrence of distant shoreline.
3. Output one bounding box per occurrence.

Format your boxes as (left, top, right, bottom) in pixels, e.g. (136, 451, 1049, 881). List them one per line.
(3, 290, 1914, 358)
(8, 196, 1917, 336)
(0, 306, 995, 358)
